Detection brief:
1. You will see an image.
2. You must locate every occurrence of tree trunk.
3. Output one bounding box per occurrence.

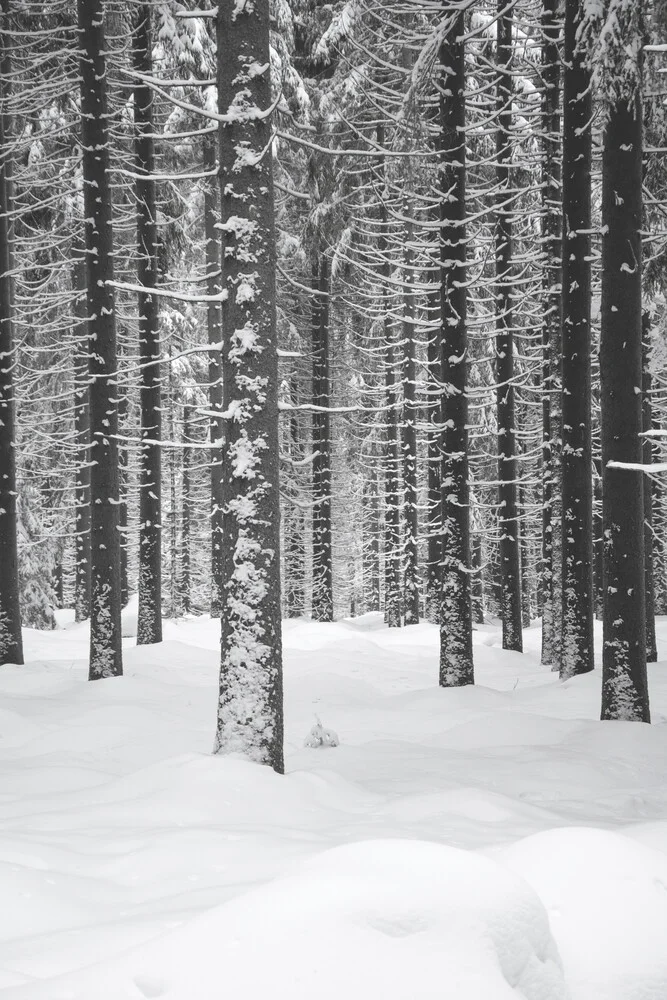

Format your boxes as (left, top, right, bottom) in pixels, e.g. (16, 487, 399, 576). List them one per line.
(73, 249, 91, 624)
(0, 2, 22, 665)
(363, 464, 381, 612)
(134, 7, 162, 645)
(402, 219, 419, 625)
(117, 389, 129, 609)
(438, 13, 473, 686)
(204, 133, 224, 619)
(425, 288, 442, 624)
(495, 1, 522, 653)
(78, 0, 122, 680)
(179, 404, 191, 616)
(560, 0, 594, 678)
(600, 85, 650, 722)
(642, 319, 657, 662)
(214, 0, 284, 772)
(285, 410, 306, 617)
(311, 253, 334, 621)
(540, 0, 561, 666)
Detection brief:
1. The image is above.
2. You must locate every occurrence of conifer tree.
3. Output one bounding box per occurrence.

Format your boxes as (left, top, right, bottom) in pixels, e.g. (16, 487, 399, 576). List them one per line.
(78, 0, 122, 679)
(213, 0, 284, 771)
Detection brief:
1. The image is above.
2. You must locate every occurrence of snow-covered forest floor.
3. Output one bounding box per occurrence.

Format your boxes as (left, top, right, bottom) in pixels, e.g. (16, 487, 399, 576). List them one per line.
(1, 613, 666, 1000)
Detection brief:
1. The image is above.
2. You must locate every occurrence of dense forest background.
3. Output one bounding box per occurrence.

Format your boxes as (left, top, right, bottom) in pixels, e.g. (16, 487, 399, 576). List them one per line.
(0, 0, 665, 766)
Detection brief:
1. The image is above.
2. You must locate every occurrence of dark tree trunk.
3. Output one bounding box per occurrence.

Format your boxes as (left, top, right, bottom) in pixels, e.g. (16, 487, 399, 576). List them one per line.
(425, 288, 442, 624)
(540, 0, 561, 666)
(179, 404, 192, 615)
(134, 7, 162, 645)
(600, 87, 649, 722)
(363, 465, 381, 612)
(495, 1, 522, 652)
(560, 0, 594, 678)
(642, 320, 657, 662)
(384, 331, 402, 628)
(285, 411, 306, 618)
(438, 14, 473, 685)
(0, 3, 22, 665)
(402, 221, 419, 625)
(311, 254, 334, 621)
(593, 458, 604, 619)
(204, 133, 224, 619)
(472, 534, 485, 625)
(214, 0, 284, 772)
(78, 0, 122, 680)
(73, 250, 91, 624)
(117, 389, 128, 609)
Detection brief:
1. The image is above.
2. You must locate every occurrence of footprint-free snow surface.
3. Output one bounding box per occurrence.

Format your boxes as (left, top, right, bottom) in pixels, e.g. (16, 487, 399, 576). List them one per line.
(1, 612, 667, 999)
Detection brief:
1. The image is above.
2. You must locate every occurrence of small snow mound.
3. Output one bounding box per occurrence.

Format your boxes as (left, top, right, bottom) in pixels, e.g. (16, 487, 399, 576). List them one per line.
(497, 826, 667, 1000)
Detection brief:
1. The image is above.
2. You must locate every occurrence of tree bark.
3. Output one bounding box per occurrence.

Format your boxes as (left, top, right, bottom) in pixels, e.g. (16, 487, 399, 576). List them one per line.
(0, 0, 22, 665)
(540, 0, 561, 666)
(73, 248, 91, 624)
(78, 0, 122, 680)
(311, 253, 334, 621)
(134, 6, 163, 645)
(214, 0, 284, 772)
(402, 219, 419, 625)
(642, 320, 657, 662)
(600, 87, 650, 722)
(204, 132, 224, 618)
(495, 1, 522, 652)
(438, 12, 473, 686)
(560, 0, 594, 678)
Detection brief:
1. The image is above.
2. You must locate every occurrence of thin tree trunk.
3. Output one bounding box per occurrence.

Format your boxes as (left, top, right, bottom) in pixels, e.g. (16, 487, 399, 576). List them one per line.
(73, 248, 91, 624)
(311, 253, 334, 621)
(495, 1, 522, 652)
(540, 0, 561, 666)
(78, 0, 122, 680)
(600, 80, 649, 722)
(402, 219, 419, 625)
(425, 287, 441, 624)
(134, 7, 162, 645)
(285, 411, 306, 617)
(642, 319, 657, 662)
(0, 2, 22, 665)
(472, 533, 485, 625)
(179, 404, 191, 615)
(438, 13, 473, 685)
(560, 0, 594, 678)
(204, 133, 224, 618)
(363, 464, 381, 612)
(214, 0, 284, 771)
(117, 389, 128, 609)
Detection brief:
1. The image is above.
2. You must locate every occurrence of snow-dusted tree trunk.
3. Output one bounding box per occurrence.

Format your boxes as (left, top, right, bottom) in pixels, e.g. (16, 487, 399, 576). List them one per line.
(425, 286, 442, 624)
(204, 133, 224, 619)
(73, 248, 90, 624)
(402, 219, 420, 626)
(495, 1, 522, 653)
(78, 0, 122, 680)
(560, 0, 594, 679)
(363, 465, 381, 613)
(311, 253, 334, 621)
(0, 2, 22, 666)
(134, 6, 162, 646)
(438, 11, 473, 686)
(540, 0, 561, 666)
(214, 0, 284, 772)
(642, 323, 657, 663)
(600, 56, 649, 722)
